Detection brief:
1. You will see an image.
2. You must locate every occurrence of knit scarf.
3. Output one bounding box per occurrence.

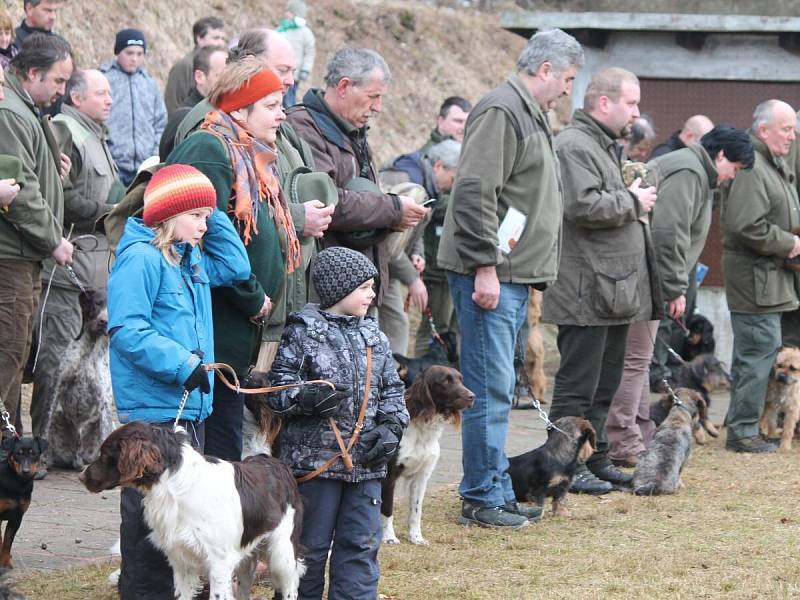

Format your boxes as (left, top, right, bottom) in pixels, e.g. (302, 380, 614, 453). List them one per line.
(277, 18, 300, 32)
(200, 109, 300, 273)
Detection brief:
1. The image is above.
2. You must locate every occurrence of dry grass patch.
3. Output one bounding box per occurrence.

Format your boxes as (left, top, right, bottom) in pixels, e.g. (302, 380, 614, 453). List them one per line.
(15, 436, 800, 599)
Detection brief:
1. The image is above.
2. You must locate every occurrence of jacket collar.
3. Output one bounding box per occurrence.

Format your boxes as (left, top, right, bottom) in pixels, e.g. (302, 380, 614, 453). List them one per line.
(689, 144, 719, 189)
(294, 304, 381, 346)
(5, 72, 37, 116)
(571, 109, 623, 161)
(750, 132, 792, 179)
(61, 103, 109, 140)
(300, 88, 365, 153)
(507, 73, 552, 138)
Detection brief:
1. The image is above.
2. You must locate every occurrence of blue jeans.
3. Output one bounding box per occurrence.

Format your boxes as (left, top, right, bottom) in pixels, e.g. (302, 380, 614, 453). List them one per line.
(448, 272, 529, 507)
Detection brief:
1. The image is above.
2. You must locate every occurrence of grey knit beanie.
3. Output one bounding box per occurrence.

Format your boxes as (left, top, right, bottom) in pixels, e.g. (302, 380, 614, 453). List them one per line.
(312, 247, 378, 309)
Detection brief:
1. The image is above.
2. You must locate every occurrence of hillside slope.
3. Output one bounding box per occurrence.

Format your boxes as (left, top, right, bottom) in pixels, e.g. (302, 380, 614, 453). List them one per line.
(7, 0, 526, 163)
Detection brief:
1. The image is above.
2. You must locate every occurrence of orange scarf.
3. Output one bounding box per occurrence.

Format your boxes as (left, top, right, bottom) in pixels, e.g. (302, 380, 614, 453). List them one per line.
(200, 110, 300, 273)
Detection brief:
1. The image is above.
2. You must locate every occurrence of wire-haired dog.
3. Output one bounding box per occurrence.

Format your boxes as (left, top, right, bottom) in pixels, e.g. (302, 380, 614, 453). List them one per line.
(47, 289, 115, 469)
(633, 388, 704, 496)
(670, 353, 729, 441)
(760, 346, 800, 451)
(381, 365, 474, 545)
(80, 421, 305, 600)
(507, 417, 596, 517)
(0, 567, 26, 599)
(0, 436, 48, 569)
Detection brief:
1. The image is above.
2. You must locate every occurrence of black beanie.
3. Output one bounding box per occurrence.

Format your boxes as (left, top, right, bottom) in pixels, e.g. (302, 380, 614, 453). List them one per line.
(114, 28, 147, 55)
(312, 247, 378, 309)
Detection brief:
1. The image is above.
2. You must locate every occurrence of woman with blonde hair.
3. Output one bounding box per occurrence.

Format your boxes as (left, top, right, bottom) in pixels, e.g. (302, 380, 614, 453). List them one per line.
(166, 55, 300, 461)
(0, 9, 17, 69)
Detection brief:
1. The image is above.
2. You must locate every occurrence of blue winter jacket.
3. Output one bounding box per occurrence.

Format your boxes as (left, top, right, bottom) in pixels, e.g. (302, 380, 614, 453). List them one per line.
(102, 61, 167, 181)
(107, 209, 251, 423)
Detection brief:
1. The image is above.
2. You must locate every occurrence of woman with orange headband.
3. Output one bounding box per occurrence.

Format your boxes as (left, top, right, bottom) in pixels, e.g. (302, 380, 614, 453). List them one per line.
(166, 55, 300, 463)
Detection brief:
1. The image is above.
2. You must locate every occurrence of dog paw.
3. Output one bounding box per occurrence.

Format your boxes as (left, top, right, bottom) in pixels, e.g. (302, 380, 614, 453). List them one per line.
(408, 534, 429, 546)
(382, 536, 401, 545)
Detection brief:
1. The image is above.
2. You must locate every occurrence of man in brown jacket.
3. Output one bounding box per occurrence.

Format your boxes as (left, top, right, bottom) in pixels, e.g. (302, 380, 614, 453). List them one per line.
(286, 48, 428, 308)
(722, 100, 800, 453)
(437, 29, 584, 529)
(542, 68, 659, 494)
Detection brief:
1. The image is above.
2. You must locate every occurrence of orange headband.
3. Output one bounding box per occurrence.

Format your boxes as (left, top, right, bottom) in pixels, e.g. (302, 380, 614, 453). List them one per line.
(217, 69, 284, 114)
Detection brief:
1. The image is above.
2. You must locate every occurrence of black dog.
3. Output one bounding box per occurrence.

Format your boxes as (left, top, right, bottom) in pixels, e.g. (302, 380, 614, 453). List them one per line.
(680, 314, 716, 362)
(394, 331, 458, 386)
(507, 417, 596, 517)
(0, 436, 48, 568)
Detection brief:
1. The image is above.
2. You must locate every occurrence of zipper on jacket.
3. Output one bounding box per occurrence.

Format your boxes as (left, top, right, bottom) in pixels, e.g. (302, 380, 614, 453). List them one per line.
(128, 75, 137, 169)
(345, 327, 361, 424)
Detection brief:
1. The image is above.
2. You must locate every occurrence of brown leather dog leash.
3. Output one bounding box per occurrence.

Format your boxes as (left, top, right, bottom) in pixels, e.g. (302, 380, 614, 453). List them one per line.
(203, 352, 373, 484)
(296, 346, 373, 484)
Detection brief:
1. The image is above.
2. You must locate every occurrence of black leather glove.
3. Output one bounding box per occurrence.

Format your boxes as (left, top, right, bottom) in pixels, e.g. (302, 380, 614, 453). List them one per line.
(358, 419, 404, 466)
(295, 383, 350, 417)
(184, 363, 210, 394)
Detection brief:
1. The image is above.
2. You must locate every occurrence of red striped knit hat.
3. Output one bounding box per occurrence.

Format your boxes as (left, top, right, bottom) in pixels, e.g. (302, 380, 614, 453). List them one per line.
(142, 165, 217, 226)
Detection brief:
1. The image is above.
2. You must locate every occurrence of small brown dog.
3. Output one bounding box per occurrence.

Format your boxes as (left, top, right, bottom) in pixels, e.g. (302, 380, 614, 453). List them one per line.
(760, 346, 800, 451)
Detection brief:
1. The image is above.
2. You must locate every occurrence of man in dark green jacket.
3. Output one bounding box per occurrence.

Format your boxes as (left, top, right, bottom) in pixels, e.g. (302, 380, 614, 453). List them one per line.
(722, 100, 800, 453)
(542, 68, 659, 494)
(608, 125, 753, 467)
(0, 34, 73, 426)
(416, 96, 471, 157)
(437, 29, 584, 529)
(780, 115, 800, 347)
(647, 126, 754, 393)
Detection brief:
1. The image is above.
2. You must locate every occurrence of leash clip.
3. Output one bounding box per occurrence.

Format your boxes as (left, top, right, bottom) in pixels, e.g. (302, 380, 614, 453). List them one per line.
(173, 389, 190, 430)
(1, 411, 18, 438)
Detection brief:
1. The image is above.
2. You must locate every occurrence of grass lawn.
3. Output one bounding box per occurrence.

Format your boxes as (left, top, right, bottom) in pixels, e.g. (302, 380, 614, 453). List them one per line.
(15, 434, 800, 599)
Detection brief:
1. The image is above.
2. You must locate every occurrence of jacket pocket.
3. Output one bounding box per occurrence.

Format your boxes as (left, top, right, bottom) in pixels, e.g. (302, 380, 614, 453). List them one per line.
(754, 258, 795, 307)
(594, 267, 640, 319)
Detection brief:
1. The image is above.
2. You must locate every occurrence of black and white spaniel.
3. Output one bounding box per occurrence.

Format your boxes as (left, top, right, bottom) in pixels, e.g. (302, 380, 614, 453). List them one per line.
(381, 365, 474, 545)
(80, 421, 304, 600)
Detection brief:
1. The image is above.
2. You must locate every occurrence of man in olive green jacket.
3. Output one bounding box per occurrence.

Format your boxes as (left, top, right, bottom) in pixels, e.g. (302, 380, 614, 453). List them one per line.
(542, 68, 659, 494)
(722, 100, 800, 453)
(0, 34, 74, 426)
(608, 126, 754, 466)
(780, 115, 800, 347)
(416, 96, 471, 157)
(30, 69, 123, 444)
(437, 29, 584, 529)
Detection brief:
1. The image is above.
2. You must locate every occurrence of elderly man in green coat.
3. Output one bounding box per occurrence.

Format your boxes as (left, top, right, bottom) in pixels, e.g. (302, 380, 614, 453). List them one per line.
(722, 100, 800, 453)
(607, 125, 754, 467)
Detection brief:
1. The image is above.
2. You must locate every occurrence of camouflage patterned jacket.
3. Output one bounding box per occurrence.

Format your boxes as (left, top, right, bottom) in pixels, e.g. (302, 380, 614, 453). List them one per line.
(267, 305, 408, 482)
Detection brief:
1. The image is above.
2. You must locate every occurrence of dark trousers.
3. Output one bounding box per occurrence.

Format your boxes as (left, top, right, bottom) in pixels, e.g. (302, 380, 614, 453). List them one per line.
(203, 373, 244, 461)
(549, 324, 629, 467)
(295, 478, 382, 600)
(119, 420, 204, 600)
(781, 308, 800, 348)
(0, 260, 41, 427)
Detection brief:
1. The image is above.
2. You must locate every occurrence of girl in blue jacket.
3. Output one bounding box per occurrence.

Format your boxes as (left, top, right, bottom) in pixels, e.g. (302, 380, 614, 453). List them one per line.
(106, 164, 250, 600)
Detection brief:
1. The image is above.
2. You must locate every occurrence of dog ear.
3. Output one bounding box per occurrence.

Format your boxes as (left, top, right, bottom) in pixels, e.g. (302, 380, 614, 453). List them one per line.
(1, 437, 14, 452)
(406, 370, 437, 422)
(117, 436, 162, 485)
(578, 421, 597, 462)
(34, 437, 49, 453)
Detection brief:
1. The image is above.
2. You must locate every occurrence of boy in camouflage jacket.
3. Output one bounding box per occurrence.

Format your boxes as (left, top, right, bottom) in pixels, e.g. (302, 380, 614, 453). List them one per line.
(268, 246, 407, 599)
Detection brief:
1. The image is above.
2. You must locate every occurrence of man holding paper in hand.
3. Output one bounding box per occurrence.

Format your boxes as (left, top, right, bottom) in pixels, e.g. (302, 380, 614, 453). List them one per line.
(542, 68, 661, 494)
(437, 29, 584, 529)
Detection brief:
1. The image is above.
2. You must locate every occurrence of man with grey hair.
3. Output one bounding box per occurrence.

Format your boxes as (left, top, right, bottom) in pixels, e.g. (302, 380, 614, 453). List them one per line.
(542, 67, 659, 494)
(722, 99, 800, 453)
(437, 28, 584, 529)
(288, 48, 429, 309)
(29, 69, 123, 460)
(379, 139, 461, 354)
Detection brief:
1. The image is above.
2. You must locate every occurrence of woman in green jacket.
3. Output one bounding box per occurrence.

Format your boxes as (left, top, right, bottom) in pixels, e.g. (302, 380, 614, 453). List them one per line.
(166, 56, 300, 461)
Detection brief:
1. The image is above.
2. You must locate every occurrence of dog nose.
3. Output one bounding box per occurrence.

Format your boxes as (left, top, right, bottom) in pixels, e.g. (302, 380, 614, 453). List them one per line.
(78, 469, 86, 483)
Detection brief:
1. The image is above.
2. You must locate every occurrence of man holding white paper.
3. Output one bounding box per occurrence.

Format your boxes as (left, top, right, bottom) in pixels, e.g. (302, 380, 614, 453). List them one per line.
(437, 29, 584, 529)
(542, 68, 660, 494)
